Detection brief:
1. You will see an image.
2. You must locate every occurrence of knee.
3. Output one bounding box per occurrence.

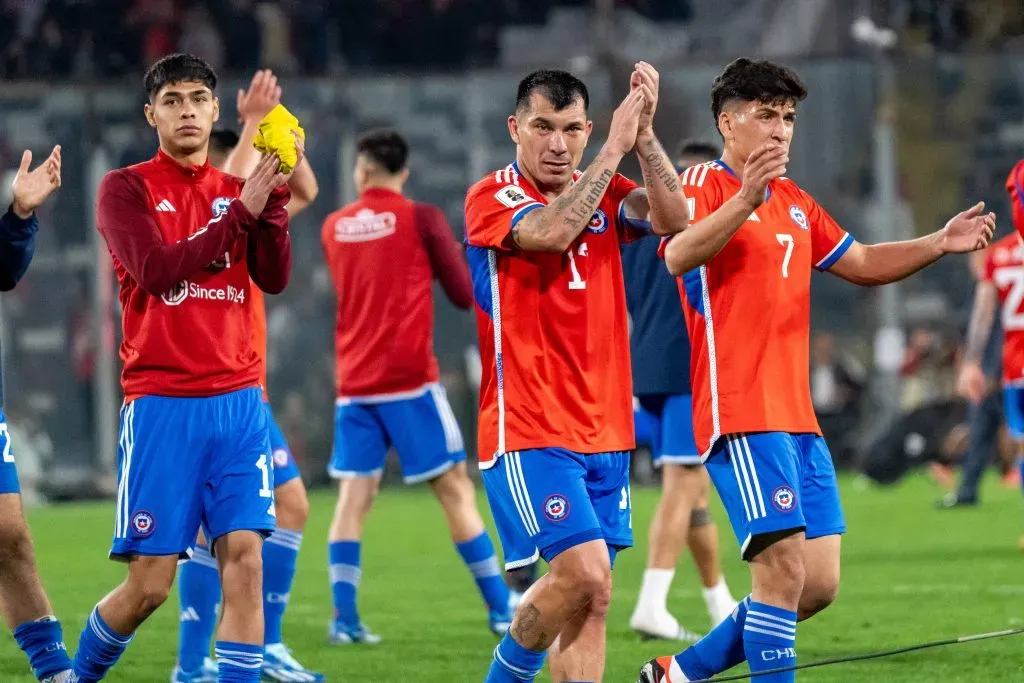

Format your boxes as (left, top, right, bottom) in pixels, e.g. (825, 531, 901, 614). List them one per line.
(218, 537, 264, 595)
(278, 483, 310, 528)
(125, 574, 173, 618)
(800, 573, 839, 619)
(755, 545, 806, 605)
(338, 478, 379, 519)
(431, 466, 474, 507)
(554, 556, 612, 610)
(0, 517, 33, 563)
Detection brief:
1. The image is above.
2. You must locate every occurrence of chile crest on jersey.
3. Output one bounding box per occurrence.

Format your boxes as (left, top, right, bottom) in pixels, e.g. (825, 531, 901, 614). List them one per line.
(586, 208, 609, 234)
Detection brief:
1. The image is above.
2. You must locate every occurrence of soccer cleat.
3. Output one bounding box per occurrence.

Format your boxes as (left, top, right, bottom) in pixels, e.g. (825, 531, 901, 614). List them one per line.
(170, 657, 218, 683)
(630, 610, 702, 643)
(638, 656, 690, 683)
(41, 671, 79, 683)
(261, 643, 324, 682)
(328, 619, 382, 645)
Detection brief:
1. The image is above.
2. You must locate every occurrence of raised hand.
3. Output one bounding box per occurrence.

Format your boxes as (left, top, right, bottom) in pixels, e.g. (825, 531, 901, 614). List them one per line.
(737, 143, 788, 209)
(12, 145, 61, 219)
(630, 61, 659, 139)
(239, 154, 286, 217)
(606, 89, 646, 157)
(237, 69, 281, 124)
(940, 202, 996, 253)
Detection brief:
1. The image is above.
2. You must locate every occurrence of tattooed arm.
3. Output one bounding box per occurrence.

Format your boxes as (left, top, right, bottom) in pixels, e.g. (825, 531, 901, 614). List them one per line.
(633, 134, 689, 236)
(511, 149, 620, 252)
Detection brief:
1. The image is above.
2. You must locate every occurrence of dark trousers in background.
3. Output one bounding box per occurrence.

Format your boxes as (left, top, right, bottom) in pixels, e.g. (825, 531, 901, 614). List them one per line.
(956, 390, 1003, 502)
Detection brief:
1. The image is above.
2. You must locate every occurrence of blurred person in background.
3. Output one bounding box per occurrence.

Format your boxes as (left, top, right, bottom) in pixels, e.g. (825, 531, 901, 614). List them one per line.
(624, 138, 736, 643)
(810, 332, 864, 468)
(172, 69, 323, 683)
(0, 144, 76, 683)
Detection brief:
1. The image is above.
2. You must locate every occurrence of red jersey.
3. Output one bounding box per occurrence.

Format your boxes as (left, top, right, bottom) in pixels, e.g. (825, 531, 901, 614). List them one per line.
(675, 160, 854, 456)
(97, 149, 291, 401)
(983, 233, 1024, 385)
(465, 163, 643, 466)
(321, 188, 472, 401)
(250, 285, 269, 395)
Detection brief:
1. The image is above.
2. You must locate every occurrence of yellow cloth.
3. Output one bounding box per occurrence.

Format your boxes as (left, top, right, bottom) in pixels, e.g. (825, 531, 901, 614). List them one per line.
(252, 104, 305, 173)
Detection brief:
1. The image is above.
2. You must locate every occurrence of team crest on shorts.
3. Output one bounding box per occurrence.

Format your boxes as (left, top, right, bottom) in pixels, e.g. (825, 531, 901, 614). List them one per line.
(788, 205, 809, 230)
(273, 448, 289, 468)
(543, 494, 570, 522)
(771, 486, 796, 513)
(131, 510, 156, 537)
(586, 209, 608, 234)
(212, 197, 232, 218)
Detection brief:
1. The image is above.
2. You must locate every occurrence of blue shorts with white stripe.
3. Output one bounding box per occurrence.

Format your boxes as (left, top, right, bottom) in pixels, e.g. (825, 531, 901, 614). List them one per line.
(705, 432, 846, 560)
(328, 383, 466, 485)
(0, 410, 20, 494)
(481, 449, 633, 571)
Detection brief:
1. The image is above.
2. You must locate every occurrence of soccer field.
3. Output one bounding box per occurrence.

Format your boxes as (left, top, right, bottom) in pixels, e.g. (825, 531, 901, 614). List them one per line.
(3, 474, 1022, 682)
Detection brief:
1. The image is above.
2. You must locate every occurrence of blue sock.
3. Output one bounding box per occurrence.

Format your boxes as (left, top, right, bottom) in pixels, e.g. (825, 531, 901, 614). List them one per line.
(675, 595, 750, 679)
(485, 631, 546, 682)
(72, 607, 134, 682)
(178, 543, 221, 672)
(329, 541, 361, 626)
(456, 531, 511, 614)
(215, 641, 263, 682)
(263, 529, 301, 645)
(13, 615, 72, 679)
(743, 601, 797, 682)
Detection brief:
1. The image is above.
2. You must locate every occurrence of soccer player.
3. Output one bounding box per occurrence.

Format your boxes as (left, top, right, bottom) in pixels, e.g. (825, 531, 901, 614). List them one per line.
(173, 69, 322, 683)
(0, 145, 76, 683)
(955, 160, 1024, 535)
(626, 139, 737, 642)
(321, 128, 514, 643)
(466, 64, 689, 683)
(71, 53, 293, 683)
(639, 57, 994, 683)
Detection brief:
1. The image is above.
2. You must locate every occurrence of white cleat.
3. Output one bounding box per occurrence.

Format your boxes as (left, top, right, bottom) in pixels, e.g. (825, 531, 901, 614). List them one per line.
(630, 610, 703, 642)
(41, 672, 79, 683)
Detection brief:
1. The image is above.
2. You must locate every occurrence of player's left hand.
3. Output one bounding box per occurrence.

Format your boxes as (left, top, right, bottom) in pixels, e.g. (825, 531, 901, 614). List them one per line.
(237, 69, 282, 124)
(630, 61, 659, 139)
(940, 201, 996, 253)
(11, 145, 61, 219)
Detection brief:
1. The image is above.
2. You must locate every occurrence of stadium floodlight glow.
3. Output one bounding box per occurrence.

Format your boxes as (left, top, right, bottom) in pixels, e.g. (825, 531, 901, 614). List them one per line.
(670, 627, 1024, 683)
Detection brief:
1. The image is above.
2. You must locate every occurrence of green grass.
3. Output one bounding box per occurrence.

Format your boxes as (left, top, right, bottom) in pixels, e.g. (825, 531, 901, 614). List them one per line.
(3, 474, 1023, 681)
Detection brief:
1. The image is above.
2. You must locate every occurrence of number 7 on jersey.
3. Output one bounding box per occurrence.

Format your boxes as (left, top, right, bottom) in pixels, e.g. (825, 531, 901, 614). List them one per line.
(776, 233, 793, 278)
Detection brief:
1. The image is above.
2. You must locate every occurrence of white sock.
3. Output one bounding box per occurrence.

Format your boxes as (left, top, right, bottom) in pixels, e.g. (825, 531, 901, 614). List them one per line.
(637, 568, 675, 614)
(702, 576, 733, 605)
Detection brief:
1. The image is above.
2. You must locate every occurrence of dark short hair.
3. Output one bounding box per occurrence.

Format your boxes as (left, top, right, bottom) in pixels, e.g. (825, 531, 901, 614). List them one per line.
(209, 129, 239, 155)
(516, 69, 589, 114)
(710, 58, 806, 125)
(356, 129, 408, 174)
(676, 139, 721, 162)
(144, 53, 217, 100)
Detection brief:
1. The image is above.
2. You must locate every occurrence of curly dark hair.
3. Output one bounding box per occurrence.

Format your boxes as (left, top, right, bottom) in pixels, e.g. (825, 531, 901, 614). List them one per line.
(710, 58, 807, 125)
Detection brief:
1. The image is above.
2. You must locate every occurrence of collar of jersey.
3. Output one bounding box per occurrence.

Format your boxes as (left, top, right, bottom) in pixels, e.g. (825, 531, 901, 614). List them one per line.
(154, 147, 211, 180)
(716, 158, 772, 202)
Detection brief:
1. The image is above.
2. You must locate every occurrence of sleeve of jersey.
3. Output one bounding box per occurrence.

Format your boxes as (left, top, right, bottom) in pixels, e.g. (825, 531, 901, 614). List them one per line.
(247, 184, 292, 294)
(1006, 162, 1024, 239)
(416, 202, 473, 310)
(656, 170, 722, 260)
(464, 176, 543, 250)
(611, 174, 650, 243)
(0, 206, 38, 291)
(97, 169, 257, 296)
(808, 194, 855, 271)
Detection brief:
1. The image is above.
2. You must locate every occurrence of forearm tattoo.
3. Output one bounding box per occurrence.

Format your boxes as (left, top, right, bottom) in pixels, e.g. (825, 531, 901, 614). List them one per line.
(639, 136, 679, 193)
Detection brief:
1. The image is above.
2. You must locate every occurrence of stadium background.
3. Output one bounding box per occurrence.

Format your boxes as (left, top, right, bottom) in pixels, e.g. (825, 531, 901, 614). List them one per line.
(2, 1, 1024, 681)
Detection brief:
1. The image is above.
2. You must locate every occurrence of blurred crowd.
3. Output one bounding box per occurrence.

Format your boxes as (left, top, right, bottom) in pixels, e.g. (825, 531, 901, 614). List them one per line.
(0, 0, 694, 78)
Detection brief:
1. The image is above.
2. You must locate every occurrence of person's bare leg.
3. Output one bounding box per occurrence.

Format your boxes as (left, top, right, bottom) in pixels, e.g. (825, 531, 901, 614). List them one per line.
(687, 470, 738, 625)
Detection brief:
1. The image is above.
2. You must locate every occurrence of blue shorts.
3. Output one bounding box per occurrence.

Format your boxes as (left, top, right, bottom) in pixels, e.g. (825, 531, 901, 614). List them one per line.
(0, 410, 19, 495)
(329, 384, 466, 484)
(111, 387, 277, 561)
(266, 402, 301, 487)
(1004, 387, 1024, 440)
(636, 394, 700, 466)
(705, 433, 845, 560)
(482, 449, 633, 571)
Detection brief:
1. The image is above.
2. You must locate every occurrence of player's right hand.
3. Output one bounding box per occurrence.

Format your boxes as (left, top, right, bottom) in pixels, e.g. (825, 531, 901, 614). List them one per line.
(737, 143, 788, 208)
(956, 361, 986, 404)
(606, 89, 646, 156)
(239, 153, 287, 217)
